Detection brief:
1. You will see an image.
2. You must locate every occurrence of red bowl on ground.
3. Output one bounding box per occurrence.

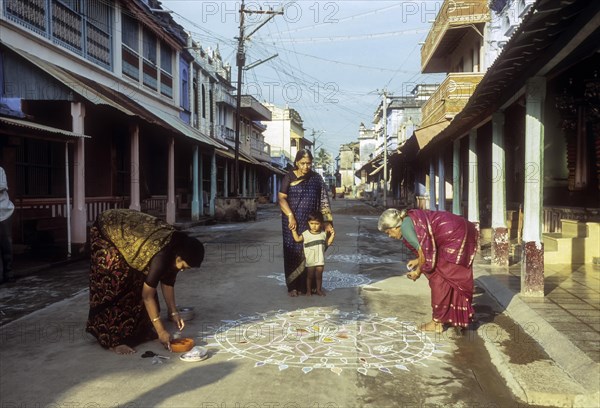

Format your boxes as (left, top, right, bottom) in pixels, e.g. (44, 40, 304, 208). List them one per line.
(170, 337, 195, 352)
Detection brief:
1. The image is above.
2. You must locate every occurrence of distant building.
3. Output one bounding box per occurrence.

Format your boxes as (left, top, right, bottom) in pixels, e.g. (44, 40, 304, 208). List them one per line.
(338, 142, 359, 192)
(262, 104, 312, 168)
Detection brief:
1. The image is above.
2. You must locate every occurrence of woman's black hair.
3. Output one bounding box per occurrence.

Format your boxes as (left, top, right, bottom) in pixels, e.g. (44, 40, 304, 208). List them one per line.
(294, 149, 314, 168)
(307, 211, 324, 224)
(170, 231, 205, 268)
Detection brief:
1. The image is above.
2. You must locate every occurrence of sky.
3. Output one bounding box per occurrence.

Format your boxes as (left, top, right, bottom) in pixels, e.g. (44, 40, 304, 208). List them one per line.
(162, 0, 444, 155)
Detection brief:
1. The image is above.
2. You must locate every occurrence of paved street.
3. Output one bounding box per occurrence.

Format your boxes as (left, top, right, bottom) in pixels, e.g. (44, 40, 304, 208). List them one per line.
(0, 200, 537, 408)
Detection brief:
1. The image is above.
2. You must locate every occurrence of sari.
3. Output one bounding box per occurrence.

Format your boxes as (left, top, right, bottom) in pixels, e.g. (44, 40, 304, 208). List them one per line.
(86, 209, 174, 348)
(403, 209, 478, 327)
(280, 170, 332, 293)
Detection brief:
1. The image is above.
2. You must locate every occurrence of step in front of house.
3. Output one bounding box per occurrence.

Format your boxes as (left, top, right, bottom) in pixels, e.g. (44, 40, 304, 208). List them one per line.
(560, 219, 588, 238)
(542, 233, 561, 252)
(544, 236, 592, 264)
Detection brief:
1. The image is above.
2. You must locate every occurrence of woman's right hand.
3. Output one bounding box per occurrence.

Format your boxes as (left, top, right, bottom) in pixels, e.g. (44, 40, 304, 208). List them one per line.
(158, 329, 172, 351)
(406, 258, 420, 271)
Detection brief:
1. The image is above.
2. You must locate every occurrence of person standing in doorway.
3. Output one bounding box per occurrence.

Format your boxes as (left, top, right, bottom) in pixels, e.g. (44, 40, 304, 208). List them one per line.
(0, 166, 15, 284)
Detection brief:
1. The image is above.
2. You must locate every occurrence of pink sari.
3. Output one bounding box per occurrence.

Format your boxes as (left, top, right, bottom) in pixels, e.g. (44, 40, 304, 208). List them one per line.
(404, 210, 479, 327)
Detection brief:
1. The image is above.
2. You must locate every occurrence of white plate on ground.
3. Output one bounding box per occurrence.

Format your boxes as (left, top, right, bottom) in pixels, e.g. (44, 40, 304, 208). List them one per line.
(180, 346, 209, 362)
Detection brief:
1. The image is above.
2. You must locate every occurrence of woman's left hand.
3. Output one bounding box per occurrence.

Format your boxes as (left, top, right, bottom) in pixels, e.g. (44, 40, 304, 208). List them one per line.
(173, 315, 185, 331)
(325, 223, 334, 234)
(288, 214, 297, 231)
(407, 270, 422, 281)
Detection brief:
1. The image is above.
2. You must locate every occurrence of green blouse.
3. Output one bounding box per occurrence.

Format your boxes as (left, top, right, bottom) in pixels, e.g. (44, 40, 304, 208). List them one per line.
(401, 216, 420, 250)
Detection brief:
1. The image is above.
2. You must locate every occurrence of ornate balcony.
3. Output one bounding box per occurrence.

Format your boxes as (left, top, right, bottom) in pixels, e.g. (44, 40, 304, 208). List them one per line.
(421, 0, 490, 73)
(420, 72, 484, 127)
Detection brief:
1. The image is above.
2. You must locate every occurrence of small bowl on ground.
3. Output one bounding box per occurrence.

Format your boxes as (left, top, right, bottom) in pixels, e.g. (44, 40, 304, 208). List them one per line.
(170, 337, 195, 352)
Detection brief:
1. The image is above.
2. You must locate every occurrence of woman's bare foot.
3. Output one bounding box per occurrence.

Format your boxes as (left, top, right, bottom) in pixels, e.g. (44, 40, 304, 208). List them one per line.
(305, 291, 312, 297)
(420, 321, 443, 333)
(111, 344, 136, 355)
(316, 289, 326, 296)
(288, 289, 299, 297)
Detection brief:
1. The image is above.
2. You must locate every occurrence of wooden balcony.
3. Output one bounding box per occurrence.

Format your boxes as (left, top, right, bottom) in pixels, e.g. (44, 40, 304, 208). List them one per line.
(421, 0, 490, 73)
(420, 72, 484, 127)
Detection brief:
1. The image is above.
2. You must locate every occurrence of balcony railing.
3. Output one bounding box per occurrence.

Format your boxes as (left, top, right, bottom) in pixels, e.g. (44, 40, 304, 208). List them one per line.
(240, 95, 272, 121)
(421, 0, 489, 73)
(215, 88, 236, 107)
(5, 0, 112, 70)
(251, 140, 271, 161)
(420, 72, 484, 127)
(217, 125, 235, 142)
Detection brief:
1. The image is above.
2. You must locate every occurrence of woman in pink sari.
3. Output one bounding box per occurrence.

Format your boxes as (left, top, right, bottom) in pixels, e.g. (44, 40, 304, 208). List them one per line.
(378, 208, 479, 332)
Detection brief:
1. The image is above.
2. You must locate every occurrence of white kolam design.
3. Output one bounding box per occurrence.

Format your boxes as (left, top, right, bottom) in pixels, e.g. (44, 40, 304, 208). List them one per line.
(208, 308, 446, 376)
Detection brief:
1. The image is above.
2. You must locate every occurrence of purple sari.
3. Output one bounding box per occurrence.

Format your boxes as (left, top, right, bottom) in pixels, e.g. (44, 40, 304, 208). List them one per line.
(280, 170, 332, 293)
(404, 210, 479, 327)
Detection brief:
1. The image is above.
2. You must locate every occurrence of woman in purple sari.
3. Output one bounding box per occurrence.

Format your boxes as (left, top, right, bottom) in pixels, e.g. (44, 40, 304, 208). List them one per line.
(378, 208, 478, 332)
(278, 150, 333, 297)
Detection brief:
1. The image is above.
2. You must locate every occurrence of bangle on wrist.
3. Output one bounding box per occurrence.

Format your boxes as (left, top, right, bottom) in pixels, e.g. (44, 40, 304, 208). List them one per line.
(287, 212, 293, 217)
(170, 312, 179, 317)
(151, 316, 160, 322)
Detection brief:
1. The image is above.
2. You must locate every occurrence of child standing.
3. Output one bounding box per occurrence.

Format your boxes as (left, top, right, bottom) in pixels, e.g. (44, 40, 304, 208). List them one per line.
(291, 211, 335, 296)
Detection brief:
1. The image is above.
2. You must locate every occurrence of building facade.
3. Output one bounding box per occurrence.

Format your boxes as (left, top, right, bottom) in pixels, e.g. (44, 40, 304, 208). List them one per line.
(0, 0, 279, 258)
(397, 0, 600, 295)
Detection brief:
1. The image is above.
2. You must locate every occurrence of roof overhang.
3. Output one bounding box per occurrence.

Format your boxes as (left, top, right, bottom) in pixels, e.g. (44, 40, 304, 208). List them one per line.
(258, 161, 286, 175)
(3, 43, 224, 149)
(0, 116, 89, 141)
(369, 164, 384, 177)
(414, 120, 451, 150)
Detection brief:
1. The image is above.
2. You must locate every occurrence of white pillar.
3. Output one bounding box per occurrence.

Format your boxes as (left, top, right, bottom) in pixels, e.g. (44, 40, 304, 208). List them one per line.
(468, 129, 479, 224)
(224, 160, 229, 198)
(210, 150, 216, 216)
(70, 102, 87, 245)
(198, 151, 204, 215)
(492, 112, 509, 266)
(129, 123, 141, 211)
(492, 113, 507, 228)
(521, 77, 546, 296)
(242, 164, 247, 197)
(191, 145, 200, 220)
(166, 136, 176, 224)
(429, 159, 436, 210)
(452, 139, 461, 215)
(438, 153, 445, 211)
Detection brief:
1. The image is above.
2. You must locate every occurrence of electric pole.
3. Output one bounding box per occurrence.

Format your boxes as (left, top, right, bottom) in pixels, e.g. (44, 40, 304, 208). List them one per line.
(233, 1, 245, 197)
(310, 128, 324, 154)
(382, 89, 388, 206)
(234, 1, 282, 196)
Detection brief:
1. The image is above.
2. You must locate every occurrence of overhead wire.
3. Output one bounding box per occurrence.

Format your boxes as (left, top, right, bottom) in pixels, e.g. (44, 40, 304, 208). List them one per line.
(166, 1, 431, 151)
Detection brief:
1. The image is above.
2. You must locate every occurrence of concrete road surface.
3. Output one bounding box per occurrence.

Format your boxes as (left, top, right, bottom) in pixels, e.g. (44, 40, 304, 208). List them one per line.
(0, 200, 528, 408)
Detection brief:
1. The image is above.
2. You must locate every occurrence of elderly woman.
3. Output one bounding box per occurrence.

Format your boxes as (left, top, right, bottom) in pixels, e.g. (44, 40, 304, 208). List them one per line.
(378, 208, 479, 332)
(278, 149, 334, 297)
(86, 209, 204, 354)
